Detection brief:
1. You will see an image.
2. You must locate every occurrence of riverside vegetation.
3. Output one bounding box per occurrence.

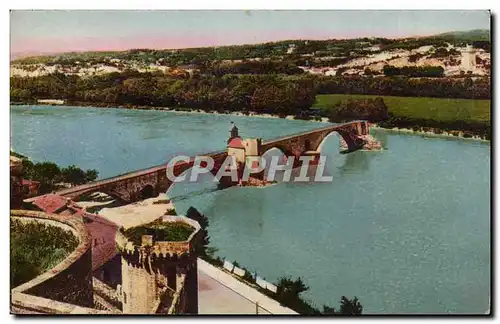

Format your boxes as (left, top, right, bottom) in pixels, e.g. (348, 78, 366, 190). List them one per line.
(121, 218, 194, 245)
(11, 151, 99, 195)
(11, 29, 490, 138)
(314, 94, 490, 139)
(11, 70, 490, 139)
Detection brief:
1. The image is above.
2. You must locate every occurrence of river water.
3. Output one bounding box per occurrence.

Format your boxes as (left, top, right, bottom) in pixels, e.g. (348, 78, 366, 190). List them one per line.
(11, 105, 490, 314)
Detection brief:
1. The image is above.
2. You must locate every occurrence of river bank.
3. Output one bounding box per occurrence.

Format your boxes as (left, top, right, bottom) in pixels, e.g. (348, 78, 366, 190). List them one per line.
(371, 125, 490, 142)
(12, 101, 489, 141)
(12, 100, 330, 122)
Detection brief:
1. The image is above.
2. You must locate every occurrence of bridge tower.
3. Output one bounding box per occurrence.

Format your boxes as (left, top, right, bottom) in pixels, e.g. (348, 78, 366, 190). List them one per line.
(229, 122, 239, 141)
(116, 216, 202, 314)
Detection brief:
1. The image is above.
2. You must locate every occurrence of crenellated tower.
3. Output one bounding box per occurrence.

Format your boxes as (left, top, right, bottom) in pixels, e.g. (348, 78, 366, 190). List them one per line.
(115, 216, 202, 314)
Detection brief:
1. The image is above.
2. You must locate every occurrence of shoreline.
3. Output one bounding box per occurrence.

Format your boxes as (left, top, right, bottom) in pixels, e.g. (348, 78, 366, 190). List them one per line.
(371, 125, 490, 142)
(12, 101, 330, 123)
(12, 101, 489, 142)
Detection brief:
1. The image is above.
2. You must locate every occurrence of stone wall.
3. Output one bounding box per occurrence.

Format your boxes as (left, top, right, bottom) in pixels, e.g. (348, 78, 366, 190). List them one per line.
(24, 246, 94, 307)
(11, 210, 95, 313)
(46, 150, 229, 204)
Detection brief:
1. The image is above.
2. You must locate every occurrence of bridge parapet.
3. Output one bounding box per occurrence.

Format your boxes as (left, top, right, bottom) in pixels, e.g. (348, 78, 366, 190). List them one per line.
(260, 120, 369, 156)
(24, 121, 370, 205)
(25, 151, 228, 204)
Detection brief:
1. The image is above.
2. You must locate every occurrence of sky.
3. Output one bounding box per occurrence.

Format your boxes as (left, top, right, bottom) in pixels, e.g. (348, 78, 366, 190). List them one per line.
(10, 10, 491, 56)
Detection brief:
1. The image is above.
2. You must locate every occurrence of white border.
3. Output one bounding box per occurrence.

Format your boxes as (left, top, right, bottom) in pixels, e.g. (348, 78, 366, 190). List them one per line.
(2, 1, 497, 323)
(4, 1, 499, 10)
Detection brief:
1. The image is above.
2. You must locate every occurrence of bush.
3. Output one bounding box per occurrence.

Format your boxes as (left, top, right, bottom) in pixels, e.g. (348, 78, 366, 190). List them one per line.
(241, 267, 256, 283)
(165, 208, 177, 215)
(328, 97, 389, 122)
(379, 115, 490, 139)
(11, 219, 79, 288)
(153, 199, 171, 205)
(315, 75, 490, 99)
(122, 218, 194, 245)
(383, 65, 444, 77)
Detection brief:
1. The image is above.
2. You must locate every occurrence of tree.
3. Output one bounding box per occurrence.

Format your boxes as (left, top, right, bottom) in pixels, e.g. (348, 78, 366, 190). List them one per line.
(472, 41, 490, 52)
(383, 65, 444, 77)
(336, 67, 347, 76)
(11, 153, 99, 194)
(274, 276, 319, 314)
(185, 207, 211, 258)
(322, 305, 337, 315)
(32, 162, 61, 185)
(85, 169, 99, 182)
(61, 165, 87, 185)
(21, 159, 34, 179)
(276, 276, 309, 299)
(322, 296, 363, 315)
(338, 296, 363, 315)
(331, 98, 389, 122)
(60, 165, 98, 185)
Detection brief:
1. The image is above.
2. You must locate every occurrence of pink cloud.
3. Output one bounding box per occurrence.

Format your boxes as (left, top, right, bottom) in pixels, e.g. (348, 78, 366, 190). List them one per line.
(11, 29, 419, 56)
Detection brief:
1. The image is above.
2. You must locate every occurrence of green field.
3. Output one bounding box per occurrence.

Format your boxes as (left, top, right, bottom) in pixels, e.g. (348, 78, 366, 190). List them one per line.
(313, 94, 491, 123)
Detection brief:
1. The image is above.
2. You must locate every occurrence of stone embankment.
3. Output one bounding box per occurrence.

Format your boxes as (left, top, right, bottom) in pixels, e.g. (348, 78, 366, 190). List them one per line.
(240, 176, 275, 188)
(340, 134, 383, 151)
(360, 134, 383, 150)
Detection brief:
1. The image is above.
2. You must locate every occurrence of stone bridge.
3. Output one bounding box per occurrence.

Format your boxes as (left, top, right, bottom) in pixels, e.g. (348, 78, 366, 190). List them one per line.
(27, 151, 229, 204)
(259, 120, 369, 157)
(25, 121, 369, 204)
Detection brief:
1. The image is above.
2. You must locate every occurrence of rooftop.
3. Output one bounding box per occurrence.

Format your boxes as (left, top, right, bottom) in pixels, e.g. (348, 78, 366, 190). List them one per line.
(31, 194, 69, 214)
(228, 137, 245, 149)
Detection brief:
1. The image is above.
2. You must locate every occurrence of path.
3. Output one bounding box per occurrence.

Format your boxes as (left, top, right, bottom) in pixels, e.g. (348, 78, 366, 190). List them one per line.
(197, 258, 297, 315)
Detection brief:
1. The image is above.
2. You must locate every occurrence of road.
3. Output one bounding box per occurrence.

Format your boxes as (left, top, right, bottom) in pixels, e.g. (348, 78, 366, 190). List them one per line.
(197, 258, 297, 315)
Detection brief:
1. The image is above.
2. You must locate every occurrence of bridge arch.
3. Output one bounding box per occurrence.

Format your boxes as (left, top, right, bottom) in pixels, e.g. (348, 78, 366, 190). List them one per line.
(139, 184, 156, 200)
(261, 146, 303, 182)
(44, 122, 370, 206)
(165, 166, 218, 216)
(166, 166, 218, 200)
(316, 130, 343, 153)
(315, 131, 347, 175)
(67, 187, 130, 204)
(261, 144, 295, 158)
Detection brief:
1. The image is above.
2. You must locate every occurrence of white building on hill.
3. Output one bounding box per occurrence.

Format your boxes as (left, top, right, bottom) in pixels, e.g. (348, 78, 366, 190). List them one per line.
(461, 44, 476, 72)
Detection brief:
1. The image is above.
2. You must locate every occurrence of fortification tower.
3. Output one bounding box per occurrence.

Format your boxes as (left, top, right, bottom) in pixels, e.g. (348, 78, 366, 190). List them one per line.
(116, 216, 202, 314)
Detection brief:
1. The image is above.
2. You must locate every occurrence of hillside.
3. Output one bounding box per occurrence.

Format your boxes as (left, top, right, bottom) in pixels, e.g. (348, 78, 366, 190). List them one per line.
(434, 29, 490, 41)
(10, 29, 491, 79)
(10, 29, 491, 139)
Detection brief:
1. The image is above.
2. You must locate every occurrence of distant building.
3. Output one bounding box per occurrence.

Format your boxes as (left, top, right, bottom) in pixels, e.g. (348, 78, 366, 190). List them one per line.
(227, 123, 246, 164)
(363, 45, 381, 52)
(37, 99, 65, 105)
(461, 44, 476, 72)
